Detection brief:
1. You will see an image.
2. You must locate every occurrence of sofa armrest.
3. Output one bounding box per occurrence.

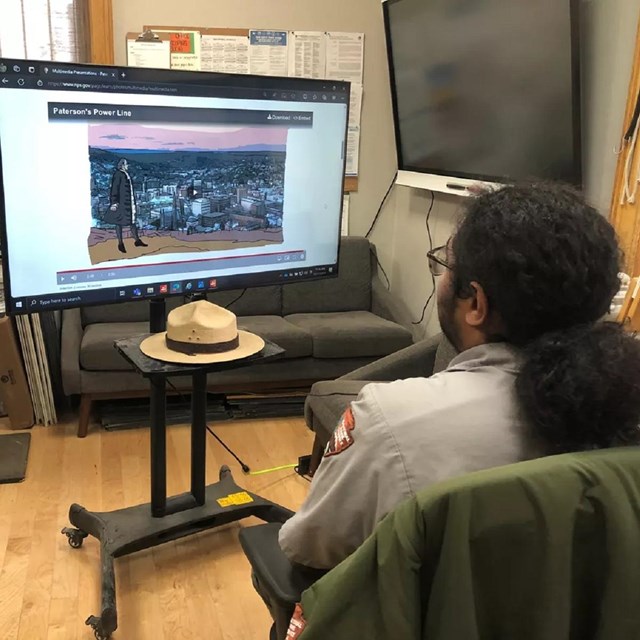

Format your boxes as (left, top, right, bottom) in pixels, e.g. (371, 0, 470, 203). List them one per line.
(370, 276, 405, 323)
(340, 333, 442, 382)
(61, 308, 83, 396)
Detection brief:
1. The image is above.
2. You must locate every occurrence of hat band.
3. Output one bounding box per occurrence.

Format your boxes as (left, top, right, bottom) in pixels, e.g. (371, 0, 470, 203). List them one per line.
(166, 335, 240, 355)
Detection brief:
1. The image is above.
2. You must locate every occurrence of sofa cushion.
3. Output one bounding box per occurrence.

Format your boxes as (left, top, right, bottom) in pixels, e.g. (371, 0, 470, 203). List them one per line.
(80, 322, 148, 371)
(81, 297, 183, 326)
(237, 316, 312, 359)
(282, 237, 372, 315)
(285, 312, 413, 359)
(209, 286, 282, 316)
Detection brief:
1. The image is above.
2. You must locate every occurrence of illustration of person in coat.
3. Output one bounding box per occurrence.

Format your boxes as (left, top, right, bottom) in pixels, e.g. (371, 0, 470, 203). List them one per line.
(107, 158, 148, 253)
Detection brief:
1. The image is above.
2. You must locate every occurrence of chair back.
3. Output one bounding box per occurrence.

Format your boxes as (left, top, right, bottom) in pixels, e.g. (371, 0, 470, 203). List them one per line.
(294, 448, 640, 640)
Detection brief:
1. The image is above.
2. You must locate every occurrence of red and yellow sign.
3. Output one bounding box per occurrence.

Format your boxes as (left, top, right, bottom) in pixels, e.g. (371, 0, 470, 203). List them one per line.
(170, 33, 193, 54)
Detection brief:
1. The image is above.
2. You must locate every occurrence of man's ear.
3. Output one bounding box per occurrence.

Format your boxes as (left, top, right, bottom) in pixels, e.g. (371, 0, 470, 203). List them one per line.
(464, 281, 489, 328)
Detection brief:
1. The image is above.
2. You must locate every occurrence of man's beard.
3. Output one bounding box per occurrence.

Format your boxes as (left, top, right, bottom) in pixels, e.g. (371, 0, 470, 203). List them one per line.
(437, 285, 462, 352)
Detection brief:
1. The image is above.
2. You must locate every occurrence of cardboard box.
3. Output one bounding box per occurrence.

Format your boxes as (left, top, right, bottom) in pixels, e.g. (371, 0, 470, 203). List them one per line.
(0, 316, 34, 430)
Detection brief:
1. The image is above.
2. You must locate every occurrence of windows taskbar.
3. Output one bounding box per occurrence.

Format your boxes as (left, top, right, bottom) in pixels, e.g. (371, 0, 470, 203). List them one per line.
(7, 264, 337, 315)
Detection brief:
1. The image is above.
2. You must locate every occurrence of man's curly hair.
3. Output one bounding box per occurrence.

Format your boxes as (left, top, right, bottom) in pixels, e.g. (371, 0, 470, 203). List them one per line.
(451, 183, 620, 345)
(516, 323, 640, 453)
(451, 183, 640, 453)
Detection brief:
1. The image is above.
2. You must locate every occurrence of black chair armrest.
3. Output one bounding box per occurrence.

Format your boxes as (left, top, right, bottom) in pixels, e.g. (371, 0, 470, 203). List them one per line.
(240, 523, 326, 639)
(240, 523, 325, 605)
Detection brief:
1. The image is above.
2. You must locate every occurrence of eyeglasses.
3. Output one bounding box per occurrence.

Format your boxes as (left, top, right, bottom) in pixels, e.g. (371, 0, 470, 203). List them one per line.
(427, 245, 451, 276)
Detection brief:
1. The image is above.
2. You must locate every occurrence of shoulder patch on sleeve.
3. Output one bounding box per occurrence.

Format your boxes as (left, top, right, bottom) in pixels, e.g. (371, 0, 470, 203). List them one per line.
(286, 603, 306, 639)
(324, 406, 356, 458)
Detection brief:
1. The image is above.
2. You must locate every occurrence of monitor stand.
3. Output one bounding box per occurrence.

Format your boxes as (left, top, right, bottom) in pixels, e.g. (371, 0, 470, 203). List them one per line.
(149, 297, 167, 334)
(148, 292, 207, 334)
(61, 295, 290, 640)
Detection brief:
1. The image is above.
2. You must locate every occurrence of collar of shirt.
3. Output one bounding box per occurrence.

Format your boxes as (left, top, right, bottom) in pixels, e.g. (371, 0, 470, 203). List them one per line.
(447, 342, 522, 374)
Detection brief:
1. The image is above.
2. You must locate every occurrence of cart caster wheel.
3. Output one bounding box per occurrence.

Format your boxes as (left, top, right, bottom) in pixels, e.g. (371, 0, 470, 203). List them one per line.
(86, 615, 111, 640)
(61, 527, 88, 549)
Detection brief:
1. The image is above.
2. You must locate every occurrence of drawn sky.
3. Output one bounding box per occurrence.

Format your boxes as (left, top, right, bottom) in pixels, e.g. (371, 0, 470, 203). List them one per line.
(88, 123, 288, 151)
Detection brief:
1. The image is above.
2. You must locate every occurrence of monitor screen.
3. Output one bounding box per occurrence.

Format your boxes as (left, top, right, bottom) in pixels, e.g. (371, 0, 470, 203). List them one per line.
(0, 59, 349, 315)
(383, 0, 581, 185)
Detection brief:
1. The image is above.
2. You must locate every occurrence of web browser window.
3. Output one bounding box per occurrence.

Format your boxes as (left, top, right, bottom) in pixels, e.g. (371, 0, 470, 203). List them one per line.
(0, 60, 349, 314)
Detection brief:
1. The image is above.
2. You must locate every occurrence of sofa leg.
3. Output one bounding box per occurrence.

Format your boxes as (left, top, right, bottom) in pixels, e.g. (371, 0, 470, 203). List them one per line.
(78, 394, 93, 438)
(309, 435, 325, 476)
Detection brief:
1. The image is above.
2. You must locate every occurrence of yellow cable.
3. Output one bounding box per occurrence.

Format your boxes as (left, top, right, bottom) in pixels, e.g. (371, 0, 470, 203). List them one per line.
(246, 463, 298, 476)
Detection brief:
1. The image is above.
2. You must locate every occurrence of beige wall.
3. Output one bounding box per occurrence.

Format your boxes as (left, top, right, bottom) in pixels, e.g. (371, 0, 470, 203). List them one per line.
(112, 0, 639, 342)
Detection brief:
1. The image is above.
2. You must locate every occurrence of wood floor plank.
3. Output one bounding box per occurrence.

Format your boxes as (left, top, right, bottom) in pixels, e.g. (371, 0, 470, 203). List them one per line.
(0, 414, 312, 640)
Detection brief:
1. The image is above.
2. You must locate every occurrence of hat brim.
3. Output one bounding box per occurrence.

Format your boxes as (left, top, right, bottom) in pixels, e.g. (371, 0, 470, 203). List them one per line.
(140, 330, 265, 365)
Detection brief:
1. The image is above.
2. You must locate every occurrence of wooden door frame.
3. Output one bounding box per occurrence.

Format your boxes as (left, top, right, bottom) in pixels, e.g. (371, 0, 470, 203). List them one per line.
(610, 18, 640, 276)
(86, 0, 114, 65)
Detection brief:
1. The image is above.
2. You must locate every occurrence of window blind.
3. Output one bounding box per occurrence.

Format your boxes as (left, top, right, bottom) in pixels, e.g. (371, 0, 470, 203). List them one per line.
(0, 0, 88, 62)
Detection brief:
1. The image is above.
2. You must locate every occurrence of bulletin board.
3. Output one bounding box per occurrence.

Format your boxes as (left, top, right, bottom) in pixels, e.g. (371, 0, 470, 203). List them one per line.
(125, 24, 364, 192)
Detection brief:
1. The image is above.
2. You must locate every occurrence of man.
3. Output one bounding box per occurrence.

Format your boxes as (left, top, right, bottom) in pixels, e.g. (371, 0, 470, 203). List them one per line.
(278, 182, 640, 570)
(107, 158, 148, 254)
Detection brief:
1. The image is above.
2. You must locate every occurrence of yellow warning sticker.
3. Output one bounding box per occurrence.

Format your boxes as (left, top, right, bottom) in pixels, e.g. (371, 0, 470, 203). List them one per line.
(217, 491, 254, 507)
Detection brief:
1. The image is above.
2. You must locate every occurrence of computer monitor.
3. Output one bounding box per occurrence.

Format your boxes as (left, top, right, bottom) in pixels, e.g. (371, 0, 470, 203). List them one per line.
(383, 0, 581, 196)
(0, 59, 349, 315)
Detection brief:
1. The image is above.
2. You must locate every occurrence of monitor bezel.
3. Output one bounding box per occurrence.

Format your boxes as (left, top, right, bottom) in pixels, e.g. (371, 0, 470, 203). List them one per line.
(0, 59, 350, 315)
(382, 0, 583, 188)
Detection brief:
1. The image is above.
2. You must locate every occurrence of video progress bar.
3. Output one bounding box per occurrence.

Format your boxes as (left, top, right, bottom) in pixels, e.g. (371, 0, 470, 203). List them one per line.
(57, 250, 306, 284)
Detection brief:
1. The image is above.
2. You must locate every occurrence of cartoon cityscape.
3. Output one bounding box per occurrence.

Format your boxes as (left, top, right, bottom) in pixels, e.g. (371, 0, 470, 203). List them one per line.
(84, 123, 289, 263)
(89, 147, 286, 235)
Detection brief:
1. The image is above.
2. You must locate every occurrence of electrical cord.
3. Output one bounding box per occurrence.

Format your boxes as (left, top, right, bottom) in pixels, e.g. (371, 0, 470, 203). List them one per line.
(365, 171, 398, 238)
(166, 379, 303, 476)
(224, 288, 247, 309)
(364, 171, 398, 290)
(371, 248, 391, 290)
(412, 191, 437, 325)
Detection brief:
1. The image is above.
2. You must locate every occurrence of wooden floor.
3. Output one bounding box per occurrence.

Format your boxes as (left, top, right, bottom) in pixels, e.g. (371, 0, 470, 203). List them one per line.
(0, 414, 314, 640)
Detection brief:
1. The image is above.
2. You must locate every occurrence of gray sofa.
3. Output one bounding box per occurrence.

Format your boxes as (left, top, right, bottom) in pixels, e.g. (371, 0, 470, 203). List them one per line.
(61, 237, 413, 437)
(304, 333, 457, 472)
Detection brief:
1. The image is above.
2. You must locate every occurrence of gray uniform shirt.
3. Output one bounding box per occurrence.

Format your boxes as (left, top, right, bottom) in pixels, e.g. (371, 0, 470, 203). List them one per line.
(279, 342, 544, 569)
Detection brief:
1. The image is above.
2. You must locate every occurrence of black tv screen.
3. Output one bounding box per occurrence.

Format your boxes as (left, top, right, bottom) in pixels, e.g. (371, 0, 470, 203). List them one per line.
(383, 0, 581, 186)
(0, 60, 349, 315)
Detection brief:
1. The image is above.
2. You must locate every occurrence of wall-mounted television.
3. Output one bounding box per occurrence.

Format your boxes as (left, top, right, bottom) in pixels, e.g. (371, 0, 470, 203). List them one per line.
(0, 59, 349, 315)
(383, 0, 582, 196)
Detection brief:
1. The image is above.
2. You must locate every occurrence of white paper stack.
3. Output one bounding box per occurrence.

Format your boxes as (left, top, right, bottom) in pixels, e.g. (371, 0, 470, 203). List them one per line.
(15, 314, 57, 425)
(0, 260, 5, 316)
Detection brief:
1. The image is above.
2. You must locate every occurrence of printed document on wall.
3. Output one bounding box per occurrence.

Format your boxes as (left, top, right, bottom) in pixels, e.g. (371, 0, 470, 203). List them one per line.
(326, 32, 364, 84)
(349, 83, 363, 128)
(346, 126, 360, 176)
(249, 30, 288, 76)
(341, 195, 350, 236)
(126, 39, 171, 69)
(152, 30, 202, 71)
(201, 34, 249, 74)
(288, 31, 326, 79)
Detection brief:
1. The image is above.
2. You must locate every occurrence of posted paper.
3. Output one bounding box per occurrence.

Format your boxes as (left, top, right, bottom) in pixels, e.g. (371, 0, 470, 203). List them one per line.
(201, 34, 249, 74)
(288, 31, 326, 79)
(341, 195, 350, 236)
(349, 82, 363, 128)
(249, 30, 288, 76)
(346, 125, 361, 176)
(326, 32, 364, 84)
(152, 30, 201, 71)
(126, 39, 171, 69)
